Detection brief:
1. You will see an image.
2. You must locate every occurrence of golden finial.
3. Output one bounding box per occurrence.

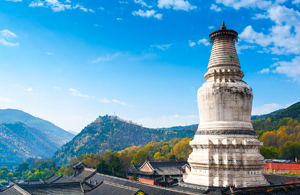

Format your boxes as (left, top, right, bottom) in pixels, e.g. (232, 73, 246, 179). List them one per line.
(221, 21, 226, 30)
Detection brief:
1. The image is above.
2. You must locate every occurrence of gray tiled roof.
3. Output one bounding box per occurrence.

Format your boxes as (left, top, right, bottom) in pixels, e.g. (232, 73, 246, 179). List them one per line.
(87, 172, 203, 195)
(73, 168, 96, 181)
(85, 181, 141, 195)
(148, 160, 187, 175)
(53, 175, 79, 184)
(19, 182, 84, 195)
(44, 174, 62, 184)
(0, 184, 30, 195)
(222, 183, 300, 195)
(264, 174, 300, 184)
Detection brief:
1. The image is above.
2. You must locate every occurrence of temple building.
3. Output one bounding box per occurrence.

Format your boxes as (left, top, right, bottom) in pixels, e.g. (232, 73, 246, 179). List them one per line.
(183, 22, 269, 187)
(126, 160, 186, 186)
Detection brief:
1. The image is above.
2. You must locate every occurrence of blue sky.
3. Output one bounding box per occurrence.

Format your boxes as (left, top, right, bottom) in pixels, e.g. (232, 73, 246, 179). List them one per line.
(0, 0, 299, 133)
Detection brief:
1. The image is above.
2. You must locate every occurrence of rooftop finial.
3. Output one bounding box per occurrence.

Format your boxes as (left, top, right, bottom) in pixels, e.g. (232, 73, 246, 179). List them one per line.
(221, 21, 226, 30)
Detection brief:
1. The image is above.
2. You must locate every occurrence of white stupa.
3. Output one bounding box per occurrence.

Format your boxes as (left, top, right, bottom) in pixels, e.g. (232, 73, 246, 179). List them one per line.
(183, 22, 269, 187)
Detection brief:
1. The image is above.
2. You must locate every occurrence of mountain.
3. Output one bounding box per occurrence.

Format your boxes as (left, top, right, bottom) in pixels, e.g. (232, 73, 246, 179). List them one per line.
(52, 115, 197, 164)
(0, 123, 62, 165)
(0, 109, 74, 144)
(252, 101, 300, 135)
(251, 109, 284, 121)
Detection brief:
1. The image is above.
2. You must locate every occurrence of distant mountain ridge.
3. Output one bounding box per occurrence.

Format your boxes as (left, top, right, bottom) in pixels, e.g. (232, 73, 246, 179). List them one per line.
(252, 101, 300, 135)
(53, 101, 300, 164)
(53, 115, 197, 164)
(0, 109, 74, 143)
(0, 109, 75, 165)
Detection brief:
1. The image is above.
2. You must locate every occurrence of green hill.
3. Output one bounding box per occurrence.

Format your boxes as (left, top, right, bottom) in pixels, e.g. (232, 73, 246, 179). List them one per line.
(52, 115, 197, 164)
(252, 101, 300, 136)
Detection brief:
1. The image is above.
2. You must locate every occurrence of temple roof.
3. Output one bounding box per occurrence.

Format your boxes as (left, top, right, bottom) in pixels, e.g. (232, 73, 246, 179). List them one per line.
(19, 182, 84, 195)
(0, 184, 30, 195)
(72, 167, 97, 181)
(128, 160, 187, 176)
(85, 181, 142, 195)
(264, 174, 300, 185)
(87, 172, 199, 195)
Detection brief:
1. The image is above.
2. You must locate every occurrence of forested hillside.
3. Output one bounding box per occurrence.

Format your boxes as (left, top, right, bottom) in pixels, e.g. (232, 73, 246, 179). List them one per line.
(0, 123, 62, 165)
(252, 102, 300, 160)
(53, 101, 300, 164)
(68, 138, 192, 177)
(253, 102, 300, 136)
(53, 115, 197, 164)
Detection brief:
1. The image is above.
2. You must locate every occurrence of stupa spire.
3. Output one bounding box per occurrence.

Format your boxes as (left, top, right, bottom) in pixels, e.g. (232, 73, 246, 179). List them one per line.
(221, 21, 226, 30)
(183, 22, 268, 188)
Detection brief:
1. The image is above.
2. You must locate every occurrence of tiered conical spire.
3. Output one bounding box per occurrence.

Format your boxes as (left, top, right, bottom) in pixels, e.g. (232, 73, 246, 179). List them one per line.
(183, 22, 268, 188)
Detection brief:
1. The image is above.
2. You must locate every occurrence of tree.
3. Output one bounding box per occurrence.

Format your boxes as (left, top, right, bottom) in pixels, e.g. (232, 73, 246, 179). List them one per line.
(7, 173, 13, 181)
(18, 161, 29, 172)
(131, 173, 139, 181)
(279, 141, 300, 160)
(172, 138, 192, 160)
(96, 159, 110, 175)
(260, 146, 279, 159)
(132, 150, 150, 164)
(169, 154, 177, 160)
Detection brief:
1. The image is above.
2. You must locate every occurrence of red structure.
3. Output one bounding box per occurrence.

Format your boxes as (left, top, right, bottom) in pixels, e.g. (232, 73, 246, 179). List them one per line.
(264, 162, 300, 175)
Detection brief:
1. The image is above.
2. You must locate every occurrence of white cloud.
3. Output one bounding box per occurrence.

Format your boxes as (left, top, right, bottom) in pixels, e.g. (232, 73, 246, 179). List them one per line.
(272, 56, 300, 79)
(29, 0, 94, 12)
(0, 29, 19, 47)
(29, 0, 71, 12)
(135, 114, 198, 128)
(91, 53, 121, 64)
(252, 13, 268, 20)
(151, 44, 172, 50)
(29, 1, 44, 7)
(112, 99, 130, 106)
(158, 0, 196, 11)
(119, 1, 128, 4)
(100, 98, 110, 103)
(198, 38, 210, 46)
(208, 26, 215, 29)
(46, 52, 54, 55)
(293, 0, 300, 4)
(27, 87, 33, 92)
(73, 3, 94, 12)
(69, 88, 90, 98)
(252, 103, 283, 115)
(235, 44, 256, 54)
(239, 25, 272, 47)
(132, 9, 162, 19)
(134, 0, 152, 8)
(0, 96, 13, 103)
(116, 18, 122, 21)
(5, 0, 22, 2)
(258, 68, 270, 74)
(99, 7, 104, 10)
(215, 0, 272, 10)
(189, 40, 196, 47)
(210, 4, 221, 12)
